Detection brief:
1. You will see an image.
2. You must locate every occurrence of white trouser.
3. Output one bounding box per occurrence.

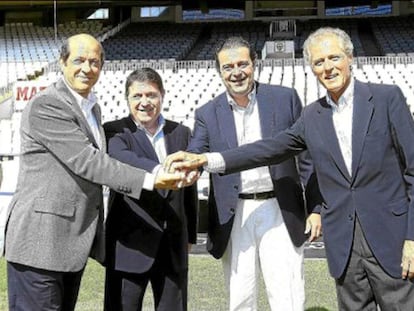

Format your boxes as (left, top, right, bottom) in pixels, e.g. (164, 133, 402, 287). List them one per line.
(222, 198, 305, 311)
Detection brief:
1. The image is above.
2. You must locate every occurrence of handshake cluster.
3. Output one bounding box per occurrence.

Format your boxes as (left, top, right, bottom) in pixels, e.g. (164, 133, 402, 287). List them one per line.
(155, 151, 208, 190)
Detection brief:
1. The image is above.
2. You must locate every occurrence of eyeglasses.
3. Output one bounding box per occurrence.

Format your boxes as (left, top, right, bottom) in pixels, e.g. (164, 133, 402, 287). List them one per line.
(220, 61, 252, 74)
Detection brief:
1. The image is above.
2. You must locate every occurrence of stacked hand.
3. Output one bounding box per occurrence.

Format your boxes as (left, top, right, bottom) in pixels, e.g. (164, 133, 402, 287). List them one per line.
(154, 152, 204, 190)
(164, 151, 208, 173)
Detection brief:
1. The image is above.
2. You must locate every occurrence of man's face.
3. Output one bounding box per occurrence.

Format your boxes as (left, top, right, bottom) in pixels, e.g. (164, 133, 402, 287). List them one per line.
(218, 47, 254, 100)
(309, 34, 353, 102)
(60, 36, 102, 98)
(128, 81, 162, 131)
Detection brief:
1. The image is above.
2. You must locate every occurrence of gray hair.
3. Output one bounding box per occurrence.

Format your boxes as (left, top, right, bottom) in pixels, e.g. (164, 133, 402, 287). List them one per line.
(303, 27, 353, 64)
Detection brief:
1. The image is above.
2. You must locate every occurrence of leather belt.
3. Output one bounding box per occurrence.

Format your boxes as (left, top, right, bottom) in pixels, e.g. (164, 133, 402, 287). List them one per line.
(238, 191, 275, 200)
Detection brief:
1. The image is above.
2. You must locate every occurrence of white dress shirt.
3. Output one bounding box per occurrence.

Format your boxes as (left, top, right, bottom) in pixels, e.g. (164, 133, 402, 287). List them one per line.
(209, 88, 274, 194)
(134, 115, 167, 164)
(64, 79, 102, 149)
(326, 79, 355, 176)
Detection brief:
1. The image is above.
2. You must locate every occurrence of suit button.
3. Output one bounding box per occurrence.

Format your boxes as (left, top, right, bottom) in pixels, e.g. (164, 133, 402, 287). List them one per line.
(230, 208, 235, 213)
(234, 185, 238, 190)
(348, 214, 354, 221)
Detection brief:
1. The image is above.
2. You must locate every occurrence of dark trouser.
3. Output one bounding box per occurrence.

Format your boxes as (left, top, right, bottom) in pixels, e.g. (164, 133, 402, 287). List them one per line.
(335, 217, 414, 311)
(104, 237, 188, 311)
(7, 261, 84, 311)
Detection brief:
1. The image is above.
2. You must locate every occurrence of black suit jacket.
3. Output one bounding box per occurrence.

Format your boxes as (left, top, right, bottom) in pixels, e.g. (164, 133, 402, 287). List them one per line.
(188, 83, 320, 258)
(103, 115, 137, 145)
(103, 117, 198, 273)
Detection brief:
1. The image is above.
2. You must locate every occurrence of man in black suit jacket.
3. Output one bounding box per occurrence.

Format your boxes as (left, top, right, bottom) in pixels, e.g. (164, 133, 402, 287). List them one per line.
(103, 68, 198, 311)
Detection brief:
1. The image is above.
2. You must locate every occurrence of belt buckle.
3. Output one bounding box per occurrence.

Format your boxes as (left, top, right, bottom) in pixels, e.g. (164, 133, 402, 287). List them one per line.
(255, 192, 265, 200)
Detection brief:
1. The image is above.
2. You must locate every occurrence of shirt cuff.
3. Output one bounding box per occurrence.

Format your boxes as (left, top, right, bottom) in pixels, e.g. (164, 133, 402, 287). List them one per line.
(144, 164, 162, 191)
(143, 172, 155, 191)
(204, 152, 225, 173)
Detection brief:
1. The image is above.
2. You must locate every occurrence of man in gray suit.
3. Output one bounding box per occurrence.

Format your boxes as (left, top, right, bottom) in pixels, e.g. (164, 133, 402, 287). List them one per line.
(4, 33, 185, 311)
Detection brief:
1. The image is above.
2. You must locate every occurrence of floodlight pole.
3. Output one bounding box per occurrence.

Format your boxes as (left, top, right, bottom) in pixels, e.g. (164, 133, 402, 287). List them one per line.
(54, 0, 58, 45)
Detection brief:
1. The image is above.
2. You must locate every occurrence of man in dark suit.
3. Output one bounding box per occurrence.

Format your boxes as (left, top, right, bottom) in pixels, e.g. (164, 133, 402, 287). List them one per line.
(166, 28, 414, 310)
(103, 68, 198, 311)
(5, 34, 184, 311)
(183, 37, 321, 311)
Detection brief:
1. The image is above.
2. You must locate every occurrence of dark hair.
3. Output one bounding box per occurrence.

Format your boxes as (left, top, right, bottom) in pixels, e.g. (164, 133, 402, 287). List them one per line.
(59, 34, 105, 67)
(214, 36, 257, 72)
(125, 68, 165, 99)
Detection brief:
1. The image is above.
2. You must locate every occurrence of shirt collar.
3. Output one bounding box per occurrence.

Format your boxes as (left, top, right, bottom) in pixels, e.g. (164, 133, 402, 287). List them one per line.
(326, 78, 354, 111)
(226, 84, 257, 112)
(134, 114, 166, 138)
(63, 78, 97, 113)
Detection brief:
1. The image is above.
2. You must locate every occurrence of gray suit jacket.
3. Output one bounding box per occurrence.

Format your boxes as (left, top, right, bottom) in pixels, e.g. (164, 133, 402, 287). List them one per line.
(5, 79, 147, 272)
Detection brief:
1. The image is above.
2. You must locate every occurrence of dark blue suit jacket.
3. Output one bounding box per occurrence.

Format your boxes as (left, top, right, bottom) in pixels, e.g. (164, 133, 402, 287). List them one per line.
(104, 117, 198, 274)
(220, 80, 414, 278)
(188, 82, 319, 259)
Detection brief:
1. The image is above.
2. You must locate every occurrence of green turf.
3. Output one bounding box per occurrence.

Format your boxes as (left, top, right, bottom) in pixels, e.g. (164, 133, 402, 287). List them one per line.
(0, 256, 337, 310)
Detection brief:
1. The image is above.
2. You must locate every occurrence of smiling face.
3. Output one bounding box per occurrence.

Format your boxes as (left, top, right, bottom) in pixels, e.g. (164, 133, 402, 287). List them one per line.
(309, 34, 353, 103)
(218, 46, 254, 104)
(60, 35, 102, 98)
(128, 80, 162, 133)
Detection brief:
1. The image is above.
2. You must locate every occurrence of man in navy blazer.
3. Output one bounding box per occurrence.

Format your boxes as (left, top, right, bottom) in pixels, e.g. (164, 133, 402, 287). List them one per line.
(166, 28, 414, 310)
(103, 68, 198, 311)
(186, 37, 321, 311)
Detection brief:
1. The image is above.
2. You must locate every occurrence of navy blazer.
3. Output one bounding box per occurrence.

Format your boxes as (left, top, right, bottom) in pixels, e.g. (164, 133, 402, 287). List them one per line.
(188, 82, 319, 259)
(103, 115, 137, 144)
(104, 118, 198, 274)
(220, 80, 414, 278)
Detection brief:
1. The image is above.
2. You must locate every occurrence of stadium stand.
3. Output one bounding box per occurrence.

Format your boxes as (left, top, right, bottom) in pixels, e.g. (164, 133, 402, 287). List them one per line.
(102, 22, 202, 61)
(1, 11, 414, 208)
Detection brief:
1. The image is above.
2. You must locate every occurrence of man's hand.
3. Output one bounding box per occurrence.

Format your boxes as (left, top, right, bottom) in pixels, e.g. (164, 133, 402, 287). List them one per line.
(401, 240, 414, 280)
(176, 169, 201, 188)
(154, 166, 200, 190)
(164, 151, 207, 173)
(305, 213, 322, 242)
(154, 168, 185, 190)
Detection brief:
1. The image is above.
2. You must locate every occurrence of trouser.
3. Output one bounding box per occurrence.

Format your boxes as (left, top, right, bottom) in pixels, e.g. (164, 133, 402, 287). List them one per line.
(222, 197, 305, 311)
(104, 234, 188, 311)
(7, 261, 84, 311)
(335, 217, 414, 311)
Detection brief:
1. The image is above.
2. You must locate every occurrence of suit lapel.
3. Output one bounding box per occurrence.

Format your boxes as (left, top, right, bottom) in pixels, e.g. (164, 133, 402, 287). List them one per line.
(351, 81, 374, 182)
(55, 79, 100, 149)
(92, 104, 106, 151)
(125, 115, 138, 132)
(216, 95, 238, 148)
(315, 97, 352, 182)
(160, 121, 179, 198)
(131, 129, 159, 162)
(256, 86, 273, 138)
